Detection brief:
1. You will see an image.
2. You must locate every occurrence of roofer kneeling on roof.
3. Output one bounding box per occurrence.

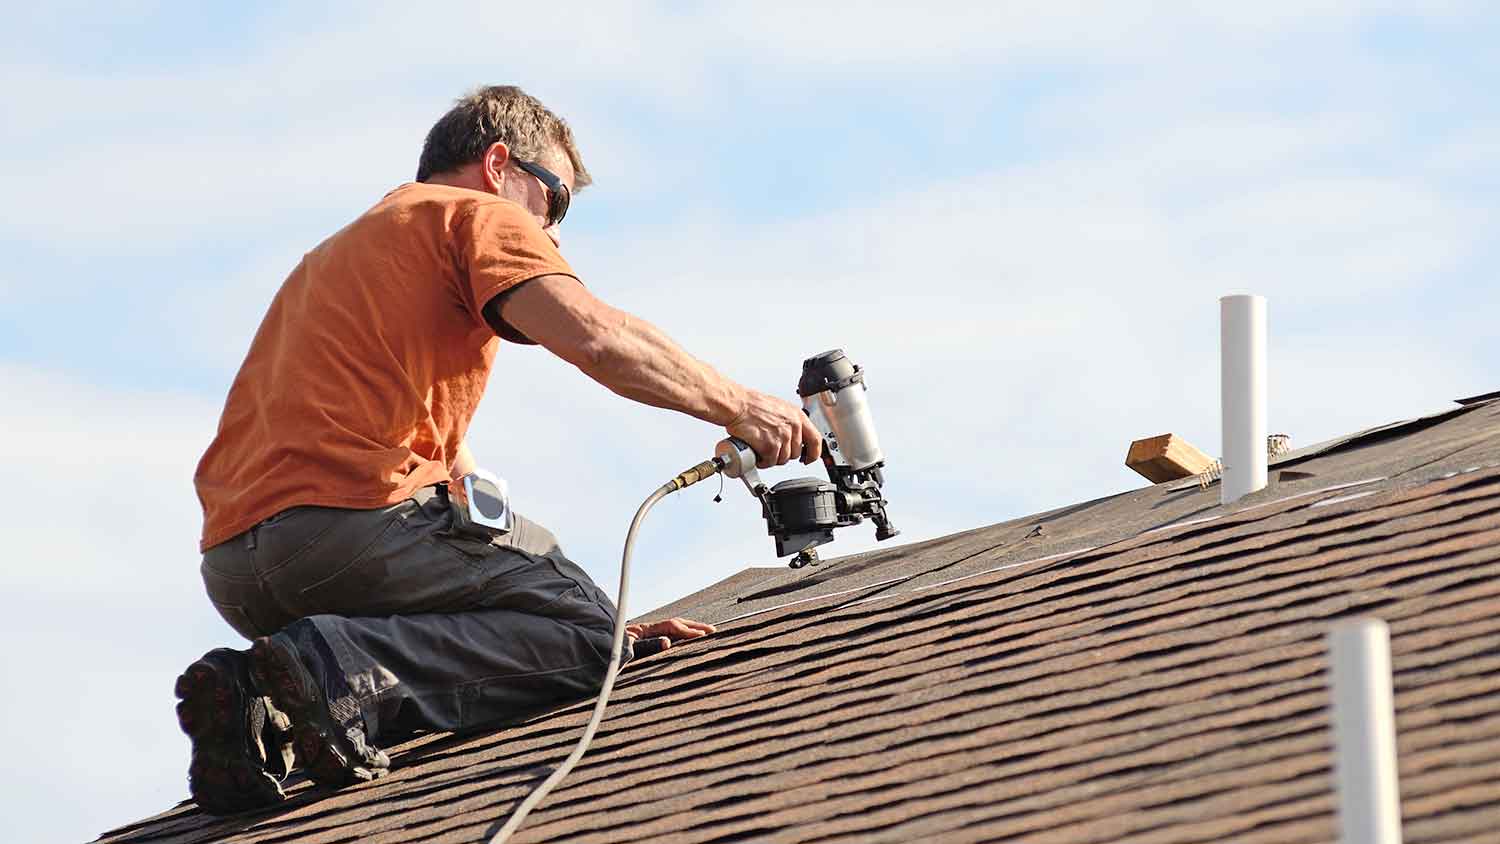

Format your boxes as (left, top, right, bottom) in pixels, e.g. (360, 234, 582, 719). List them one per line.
(178, 85, 821, 814)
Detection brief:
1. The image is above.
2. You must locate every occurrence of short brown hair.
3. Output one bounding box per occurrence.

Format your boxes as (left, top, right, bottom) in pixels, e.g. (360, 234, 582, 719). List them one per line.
(415, 85, 591, 187)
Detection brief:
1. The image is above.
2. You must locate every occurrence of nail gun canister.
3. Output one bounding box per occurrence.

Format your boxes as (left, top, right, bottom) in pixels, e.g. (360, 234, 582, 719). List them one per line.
(798, 349, 885, 471)
(770, 477, 840, 528)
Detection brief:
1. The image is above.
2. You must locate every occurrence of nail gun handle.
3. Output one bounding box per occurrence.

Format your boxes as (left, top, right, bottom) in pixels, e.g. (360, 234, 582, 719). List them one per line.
(714, 437, 757, 479)
(714, 438, 767, 496)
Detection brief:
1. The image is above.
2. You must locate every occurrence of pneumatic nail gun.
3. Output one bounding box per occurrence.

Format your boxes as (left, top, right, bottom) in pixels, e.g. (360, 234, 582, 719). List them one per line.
(715, 349, 899, 568)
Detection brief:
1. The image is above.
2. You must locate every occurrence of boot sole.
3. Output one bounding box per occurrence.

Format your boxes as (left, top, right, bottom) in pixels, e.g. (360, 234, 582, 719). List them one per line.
(175, 650, 285, 815)
(249, 635, 388, 788)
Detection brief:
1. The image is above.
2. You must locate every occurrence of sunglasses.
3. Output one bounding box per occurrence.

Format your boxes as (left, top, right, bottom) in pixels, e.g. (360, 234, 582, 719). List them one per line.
(511, 158, 570, 228)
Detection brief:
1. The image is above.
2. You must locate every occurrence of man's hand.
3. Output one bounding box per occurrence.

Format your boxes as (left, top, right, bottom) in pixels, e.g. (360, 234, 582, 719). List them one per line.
(626, 617, 717, 656)
(727, 389, 823, 469)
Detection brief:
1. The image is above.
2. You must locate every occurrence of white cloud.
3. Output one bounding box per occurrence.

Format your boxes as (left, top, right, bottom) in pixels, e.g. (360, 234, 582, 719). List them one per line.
(1426, 123, 1500, 177)
(0, 366, 240, 842)
(694, 1, 1379, 71)
(0, 365, 219, 603)
(9, 0, 1486, 249)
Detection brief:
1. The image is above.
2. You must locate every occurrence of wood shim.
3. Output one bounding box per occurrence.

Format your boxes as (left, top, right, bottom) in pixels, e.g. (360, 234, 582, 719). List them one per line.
(1126, 433, 1217, 483)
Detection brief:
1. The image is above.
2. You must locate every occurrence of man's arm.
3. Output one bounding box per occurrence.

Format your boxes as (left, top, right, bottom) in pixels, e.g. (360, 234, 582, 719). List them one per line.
(492, 274, 820, 468)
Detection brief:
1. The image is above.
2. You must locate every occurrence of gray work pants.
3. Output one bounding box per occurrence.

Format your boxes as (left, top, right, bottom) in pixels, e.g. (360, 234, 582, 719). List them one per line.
(199, 485, 622, 741)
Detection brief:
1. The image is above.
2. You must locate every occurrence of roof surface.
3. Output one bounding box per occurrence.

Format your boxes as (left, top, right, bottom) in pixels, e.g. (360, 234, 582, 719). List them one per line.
(98, 398, 1500, 844)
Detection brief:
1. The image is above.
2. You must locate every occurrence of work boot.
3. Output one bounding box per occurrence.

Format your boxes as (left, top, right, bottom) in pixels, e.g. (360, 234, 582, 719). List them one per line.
(249, 622, 389, 788)
(174, 648, 290, 814)
(263, 706, 296, 781)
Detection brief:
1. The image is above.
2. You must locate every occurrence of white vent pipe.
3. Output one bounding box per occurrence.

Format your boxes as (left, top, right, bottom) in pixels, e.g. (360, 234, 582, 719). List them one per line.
(1329, 619, 1404, 844)
(1220, 294, 1267, 504)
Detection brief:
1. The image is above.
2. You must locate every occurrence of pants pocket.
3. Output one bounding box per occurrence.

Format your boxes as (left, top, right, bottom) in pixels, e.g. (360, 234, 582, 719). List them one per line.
(529, 583, 587, 616)
(253, 506, 340, 575)
(457, 663, 605, 730)
(290, 510, 485, 617)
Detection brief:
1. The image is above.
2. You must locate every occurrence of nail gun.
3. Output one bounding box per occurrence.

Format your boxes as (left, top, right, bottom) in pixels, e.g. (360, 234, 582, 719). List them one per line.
(715, 349, 900, 568)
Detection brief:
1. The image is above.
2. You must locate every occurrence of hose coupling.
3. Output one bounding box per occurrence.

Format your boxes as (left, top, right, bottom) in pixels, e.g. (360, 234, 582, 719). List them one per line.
(671, 458, 725, 490)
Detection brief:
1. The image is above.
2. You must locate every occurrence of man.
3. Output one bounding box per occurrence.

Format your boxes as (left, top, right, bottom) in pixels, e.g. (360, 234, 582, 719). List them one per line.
(178, 85, 821, 814)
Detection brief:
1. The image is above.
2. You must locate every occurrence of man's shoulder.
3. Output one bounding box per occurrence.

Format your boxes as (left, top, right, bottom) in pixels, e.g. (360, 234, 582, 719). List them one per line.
(378, 182, 532, 224)
(313, 184, 533, 258)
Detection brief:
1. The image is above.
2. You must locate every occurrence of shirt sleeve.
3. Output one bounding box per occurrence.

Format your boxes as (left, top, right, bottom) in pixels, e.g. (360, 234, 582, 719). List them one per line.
(453, 199, 577, 329)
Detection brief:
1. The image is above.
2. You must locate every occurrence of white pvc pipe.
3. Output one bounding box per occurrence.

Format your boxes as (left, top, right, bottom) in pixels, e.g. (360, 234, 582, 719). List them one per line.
(1220, 294, 1267, 504)
(1329, 619, 1404, 844)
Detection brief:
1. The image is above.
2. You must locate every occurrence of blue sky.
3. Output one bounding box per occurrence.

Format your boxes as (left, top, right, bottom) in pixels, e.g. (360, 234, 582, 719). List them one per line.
(2, 3, 1497, 841)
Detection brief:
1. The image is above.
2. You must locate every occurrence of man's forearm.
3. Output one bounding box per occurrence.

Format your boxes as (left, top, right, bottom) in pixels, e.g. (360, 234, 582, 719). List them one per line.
(494, 275, 748, 426)
(496, 275, 818, 467)
(577, 308, 747, 425)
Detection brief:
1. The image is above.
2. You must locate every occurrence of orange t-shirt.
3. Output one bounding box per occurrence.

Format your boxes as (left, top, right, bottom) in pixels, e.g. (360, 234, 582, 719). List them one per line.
(194, 182, 574, 551)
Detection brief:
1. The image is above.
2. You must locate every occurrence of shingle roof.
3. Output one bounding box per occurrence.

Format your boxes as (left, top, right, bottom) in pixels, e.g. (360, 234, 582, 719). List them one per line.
(97, 398, 1500, 844)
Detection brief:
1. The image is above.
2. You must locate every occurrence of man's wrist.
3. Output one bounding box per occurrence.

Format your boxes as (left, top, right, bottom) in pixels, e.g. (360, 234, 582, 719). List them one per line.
(718, 386, 751, 428)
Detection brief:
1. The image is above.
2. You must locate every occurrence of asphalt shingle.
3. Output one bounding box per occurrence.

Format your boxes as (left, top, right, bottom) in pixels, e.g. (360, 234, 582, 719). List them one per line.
(96, 399, 1500, 843)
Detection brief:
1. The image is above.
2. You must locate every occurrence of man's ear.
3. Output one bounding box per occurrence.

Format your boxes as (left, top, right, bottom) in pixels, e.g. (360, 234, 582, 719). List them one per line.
(480, 142, 512, 193)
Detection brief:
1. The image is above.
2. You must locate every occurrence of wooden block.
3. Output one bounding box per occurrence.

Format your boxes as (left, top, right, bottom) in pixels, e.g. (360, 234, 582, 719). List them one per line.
(1126, 433, 1216, 483)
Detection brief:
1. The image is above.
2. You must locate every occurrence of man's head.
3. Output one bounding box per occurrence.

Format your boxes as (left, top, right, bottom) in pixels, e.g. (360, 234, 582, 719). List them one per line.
(417, 86, 590, 243)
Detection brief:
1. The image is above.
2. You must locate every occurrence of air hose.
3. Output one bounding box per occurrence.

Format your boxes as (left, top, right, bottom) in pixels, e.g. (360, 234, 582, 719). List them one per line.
(489, 457, 725, 843)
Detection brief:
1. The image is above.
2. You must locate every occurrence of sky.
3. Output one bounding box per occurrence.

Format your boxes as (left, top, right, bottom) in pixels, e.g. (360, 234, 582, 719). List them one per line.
(2, 2, 1497, 841)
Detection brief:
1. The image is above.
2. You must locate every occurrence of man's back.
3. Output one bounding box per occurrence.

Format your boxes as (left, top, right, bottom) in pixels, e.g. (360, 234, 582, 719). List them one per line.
(193, 182, 573, 551)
